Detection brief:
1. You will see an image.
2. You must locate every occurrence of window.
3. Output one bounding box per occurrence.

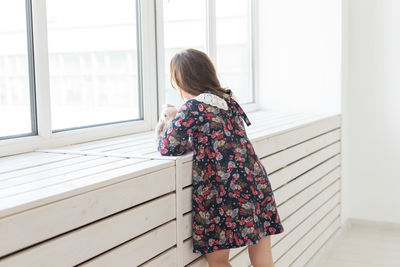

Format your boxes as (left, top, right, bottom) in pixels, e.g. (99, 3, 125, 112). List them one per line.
(46, 0, 141, 131)
(1, 0, 258, 157)
(160, 0, 256, 106)
(162, 0, 207, 107)
(0, 0, 36, 139)
(216, 0, 253, 103)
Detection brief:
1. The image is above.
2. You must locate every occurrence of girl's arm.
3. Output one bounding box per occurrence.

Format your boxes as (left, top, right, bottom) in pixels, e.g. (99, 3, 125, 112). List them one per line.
(157, 99, 200, 156)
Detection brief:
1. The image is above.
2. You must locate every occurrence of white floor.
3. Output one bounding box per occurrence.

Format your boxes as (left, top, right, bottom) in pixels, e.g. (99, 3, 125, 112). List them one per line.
(316, 220, 400, 267)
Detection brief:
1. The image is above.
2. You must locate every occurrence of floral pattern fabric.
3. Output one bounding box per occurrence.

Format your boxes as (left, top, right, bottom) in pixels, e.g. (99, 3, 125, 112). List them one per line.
(158, 89, 284, 255)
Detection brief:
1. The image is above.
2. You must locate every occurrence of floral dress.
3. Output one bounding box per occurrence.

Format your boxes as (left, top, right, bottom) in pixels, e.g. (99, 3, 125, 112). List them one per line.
(157, 89, 284, 255)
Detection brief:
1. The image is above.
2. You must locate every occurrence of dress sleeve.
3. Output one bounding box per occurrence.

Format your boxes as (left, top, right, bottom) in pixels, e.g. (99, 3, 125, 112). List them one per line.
(157, 99, 200, 156)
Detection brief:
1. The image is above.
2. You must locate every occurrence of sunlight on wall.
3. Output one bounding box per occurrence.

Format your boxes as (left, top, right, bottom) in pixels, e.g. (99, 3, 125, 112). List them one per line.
(259, 0, 341, 113)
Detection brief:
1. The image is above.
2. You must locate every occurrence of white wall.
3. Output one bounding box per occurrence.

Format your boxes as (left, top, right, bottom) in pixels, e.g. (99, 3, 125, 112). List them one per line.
(258, 0, 400, 224)
(258, 0, 342, 113)
(342, 0, 400, 224)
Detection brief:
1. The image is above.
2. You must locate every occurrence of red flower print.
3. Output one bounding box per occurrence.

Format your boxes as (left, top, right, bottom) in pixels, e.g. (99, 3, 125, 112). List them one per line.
(198, 103, 204, 111)
(246, 175, 253, 182)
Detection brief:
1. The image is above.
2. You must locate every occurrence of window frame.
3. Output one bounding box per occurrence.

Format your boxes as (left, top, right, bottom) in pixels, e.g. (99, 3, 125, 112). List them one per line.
(0, 0, 38, 142)
(155, 0, 260, 111)
(0, 0, 158, 157)
(0, 0, 260, 157)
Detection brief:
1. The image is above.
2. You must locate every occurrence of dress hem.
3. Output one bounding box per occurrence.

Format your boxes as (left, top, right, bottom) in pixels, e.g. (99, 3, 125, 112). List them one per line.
(192, 226, 285, 255)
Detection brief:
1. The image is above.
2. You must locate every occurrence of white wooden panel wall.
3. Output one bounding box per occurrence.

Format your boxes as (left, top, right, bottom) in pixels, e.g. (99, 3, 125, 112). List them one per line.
(0, 110, 341, 267)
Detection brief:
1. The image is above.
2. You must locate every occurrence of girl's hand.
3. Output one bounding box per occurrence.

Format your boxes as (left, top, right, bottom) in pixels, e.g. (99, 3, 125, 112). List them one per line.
(158, 100, 200, 156)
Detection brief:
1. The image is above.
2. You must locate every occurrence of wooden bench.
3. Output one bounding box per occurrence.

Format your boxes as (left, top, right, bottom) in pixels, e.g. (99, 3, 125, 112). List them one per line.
(0, 110, 341, 266)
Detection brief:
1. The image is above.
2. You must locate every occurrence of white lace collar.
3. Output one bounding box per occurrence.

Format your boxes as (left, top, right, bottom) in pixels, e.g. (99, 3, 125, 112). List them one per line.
(192, 91, 237, 110)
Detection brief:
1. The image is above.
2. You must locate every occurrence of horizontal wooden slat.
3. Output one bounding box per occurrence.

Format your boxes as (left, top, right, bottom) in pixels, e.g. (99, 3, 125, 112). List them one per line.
(275, 210, 341, 266)
(267, 141, 340, 190)
(252, 115, 340, 158)
(228, 247, 251, 266)
(0, 193, 176, 267)
(139, 246, 177, 267)
(182, 223, 250, 265)
(272, 195, 341, 260)
(0, 159, 173, 218)
(0, 153, 80, 174)
(248, 113, 334, 141)
(291, 215, 341, 266)
(278, 170, 341, 220)
(79, 220, 177, 267)
(0, 152, 51, 164)
(106, 142, 157, 155)
(62, 131, 153, 151)
(0, 157, 126, 198)
(246, 110, 300, 127)
(0, 155, 99, 184)
(273, 155, 340, 205)
(0, 166, 175, 257)
(184, 234, 252, 267)
(185, 253, 207, 267)
(262, 128, 340, 173)
(183, 235, 249, 266)
(273, 189, 340, 246)
(248, 113, 316, 137)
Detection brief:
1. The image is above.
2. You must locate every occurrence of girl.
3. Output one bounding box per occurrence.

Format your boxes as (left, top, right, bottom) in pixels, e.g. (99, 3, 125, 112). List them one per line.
(157, 48, 284, 267)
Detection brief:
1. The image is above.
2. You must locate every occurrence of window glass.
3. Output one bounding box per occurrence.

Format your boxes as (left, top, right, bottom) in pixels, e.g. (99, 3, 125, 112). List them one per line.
(46, 0, 141, 131)
(216, 0, 253, 103)
(0, 1, 33, 138)
(162, 0, 206, 106)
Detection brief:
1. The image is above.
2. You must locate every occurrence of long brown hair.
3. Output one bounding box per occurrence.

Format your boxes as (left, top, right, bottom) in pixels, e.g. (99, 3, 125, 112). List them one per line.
(170, 48, 230, 101)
